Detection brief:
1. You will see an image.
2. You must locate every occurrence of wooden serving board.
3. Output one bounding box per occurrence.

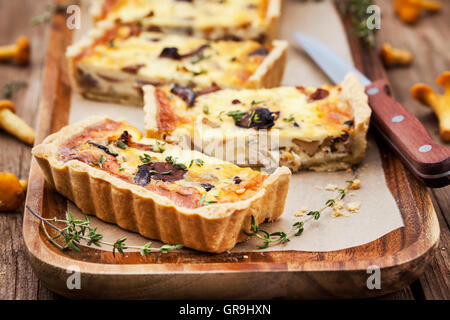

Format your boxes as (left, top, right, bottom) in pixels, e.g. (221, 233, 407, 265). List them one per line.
(22, 4, 440, 299)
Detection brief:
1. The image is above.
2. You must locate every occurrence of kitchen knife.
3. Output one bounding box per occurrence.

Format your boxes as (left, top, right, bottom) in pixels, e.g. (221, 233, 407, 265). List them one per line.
(294, 32, 450, 188)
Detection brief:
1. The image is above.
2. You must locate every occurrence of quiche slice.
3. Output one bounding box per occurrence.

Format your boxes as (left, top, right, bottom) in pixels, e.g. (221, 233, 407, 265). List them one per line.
(66, 20, 287, 105)
(144, 73, 372, 172)
(32, 117, 291, 253)
(90, 0, 281, 42)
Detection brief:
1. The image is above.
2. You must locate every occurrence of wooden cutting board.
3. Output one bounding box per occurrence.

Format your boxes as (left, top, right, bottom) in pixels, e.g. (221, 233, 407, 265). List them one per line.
(22, 1, 440, 299)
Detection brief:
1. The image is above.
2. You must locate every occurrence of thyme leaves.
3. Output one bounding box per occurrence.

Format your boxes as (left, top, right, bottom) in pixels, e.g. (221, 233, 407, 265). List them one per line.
(244, 177, 358, 249)
(26, 206, 182, 263)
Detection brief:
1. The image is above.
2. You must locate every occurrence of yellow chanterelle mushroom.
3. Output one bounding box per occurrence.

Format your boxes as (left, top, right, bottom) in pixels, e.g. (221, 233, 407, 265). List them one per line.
(411, 71, 450, 141)
(0, 100, 35, 145)
(0, 172, 27, 212)
(380, 43, 413, 68)
(0, 36, 31, 65)
(394, 0, 441, 24)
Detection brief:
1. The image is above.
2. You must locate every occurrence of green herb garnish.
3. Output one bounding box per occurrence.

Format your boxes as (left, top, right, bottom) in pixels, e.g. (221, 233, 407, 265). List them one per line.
(91, 155, 106, 168)
(116, 140, 128, 149)
(140, 154, 152, 163)
(335, 0, 377, 47)
(30, 4, 67, 26)
(226, 110, 247, 122)
(177, 163, 187, 170)
(200, 194, 218, 206)
(27, 206, 182, 263)
(244, 175, 359, 248)
(250, 100, 264, 106)
(191, 53, 211, 64)
(194, 159, 204, 166)
(153, 141, 165, 153)
(243, 216, 289, 249)
(3, 81, 27, 99)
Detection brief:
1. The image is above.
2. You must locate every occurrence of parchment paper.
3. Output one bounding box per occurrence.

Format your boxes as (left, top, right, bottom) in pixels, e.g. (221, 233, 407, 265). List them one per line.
(67, 0, 404, 253)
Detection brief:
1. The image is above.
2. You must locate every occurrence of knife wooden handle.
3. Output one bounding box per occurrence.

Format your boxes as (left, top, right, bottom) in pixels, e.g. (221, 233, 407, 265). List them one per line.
(365, 80, 450, 188)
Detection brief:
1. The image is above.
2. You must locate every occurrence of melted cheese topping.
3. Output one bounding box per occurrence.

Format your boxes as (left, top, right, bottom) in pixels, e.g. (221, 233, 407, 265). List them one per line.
(156, 85, 355, 146)
(94, 0, 268, 30)
(59, 119, 266, 208)
(75, 25, 272, 89)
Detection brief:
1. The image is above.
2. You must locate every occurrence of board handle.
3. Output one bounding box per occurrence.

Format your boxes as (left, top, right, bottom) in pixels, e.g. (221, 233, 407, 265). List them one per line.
(365, 79, 450, 188)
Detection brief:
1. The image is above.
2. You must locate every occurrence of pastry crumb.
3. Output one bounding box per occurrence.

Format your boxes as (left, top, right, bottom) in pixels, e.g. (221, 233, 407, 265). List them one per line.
(350, 192, 356, 197)
(294, 207, 308, 217)
(332, 210, 350, 217)
(348, 179, 361, 190)
(325, 184, 338, 191)
(315, 185, 322, 190)
(347, 202, 361, 213)
(333, 200, 344, 210)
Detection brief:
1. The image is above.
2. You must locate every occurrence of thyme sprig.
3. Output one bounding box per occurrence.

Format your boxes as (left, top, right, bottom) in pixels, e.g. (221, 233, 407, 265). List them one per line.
(243, 216, 289, 249)
(26, 206, 183, 263)
(290, 177, 356, 237)
(335, 0, 377, 47)
(3, 81, 27, 99)
(245, 175, 358, 249)
(30, 4, 67, 26)
(91, 155, 106, 168)
(226, 110, 247, 121)
(298, 0, 377, 46)
(191, 53, 211, 64)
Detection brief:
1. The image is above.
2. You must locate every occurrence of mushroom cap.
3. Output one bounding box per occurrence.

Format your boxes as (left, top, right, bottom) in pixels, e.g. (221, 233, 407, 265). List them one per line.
(436, 71, 450, 89)
(0, 172, 25, 212)
(411, 84, 434, 106)
(0, 100, 15, 113)
(394, 0, 424, 24)
(15, 36, 31, 65)
(380, 42, 413, 68)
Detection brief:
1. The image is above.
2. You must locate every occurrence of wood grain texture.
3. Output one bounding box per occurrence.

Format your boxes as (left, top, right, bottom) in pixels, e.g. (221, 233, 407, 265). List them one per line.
(0, 0, 57, 300)
(18, 1, 440, 299)
(365, 79, 450, 187)
(1, 0, 448, 300)
(375, 0, 450, 300)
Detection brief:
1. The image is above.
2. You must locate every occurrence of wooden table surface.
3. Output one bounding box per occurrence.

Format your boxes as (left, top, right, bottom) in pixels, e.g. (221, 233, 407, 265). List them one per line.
(0, 0, 448, 300)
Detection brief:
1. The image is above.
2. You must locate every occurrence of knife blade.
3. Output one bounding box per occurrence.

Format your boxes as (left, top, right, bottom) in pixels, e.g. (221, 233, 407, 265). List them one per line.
(293, 32, 450, 187)
(294, 33, 371, 86)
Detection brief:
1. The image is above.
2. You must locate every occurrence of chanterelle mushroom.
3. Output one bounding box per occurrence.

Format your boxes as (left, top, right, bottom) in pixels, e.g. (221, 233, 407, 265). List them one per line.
(0, 36, 31, 65)
(0, 172, 27, 212)
(0, 100, 35, 145)
(380, 43, 413, 68)
(411, 71, 450, 141)
(394, 0, 441, 24)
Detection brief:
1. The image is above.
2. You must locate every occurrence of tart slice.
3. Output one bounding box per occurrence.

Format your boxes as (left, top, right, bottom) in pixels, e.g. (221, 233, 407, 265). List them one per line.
(90, 0, 281, 42)
(66, 21, 287, 105)
(144, 73, 372, 172)
(32, 117, 291, 253)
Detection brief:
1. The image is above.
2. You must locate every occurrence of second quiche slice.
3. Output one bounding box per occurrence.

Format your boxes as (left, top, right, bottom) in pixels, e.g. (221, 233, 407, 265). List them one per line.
(32, 117, 291, 253)
(90, 0, 281, 42)
(66, 21, 287, 105)
(144, 73, 372, 172)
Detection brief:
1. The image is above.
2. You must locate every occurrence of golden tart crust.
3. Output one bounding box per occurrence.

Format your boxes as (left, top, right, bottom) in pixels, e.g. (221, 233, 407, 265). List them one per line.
(32, 117, 291, 253)
(90, 0, 281, 42)
(143, 73, 372, 172)
(66, 20, 287, 105)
